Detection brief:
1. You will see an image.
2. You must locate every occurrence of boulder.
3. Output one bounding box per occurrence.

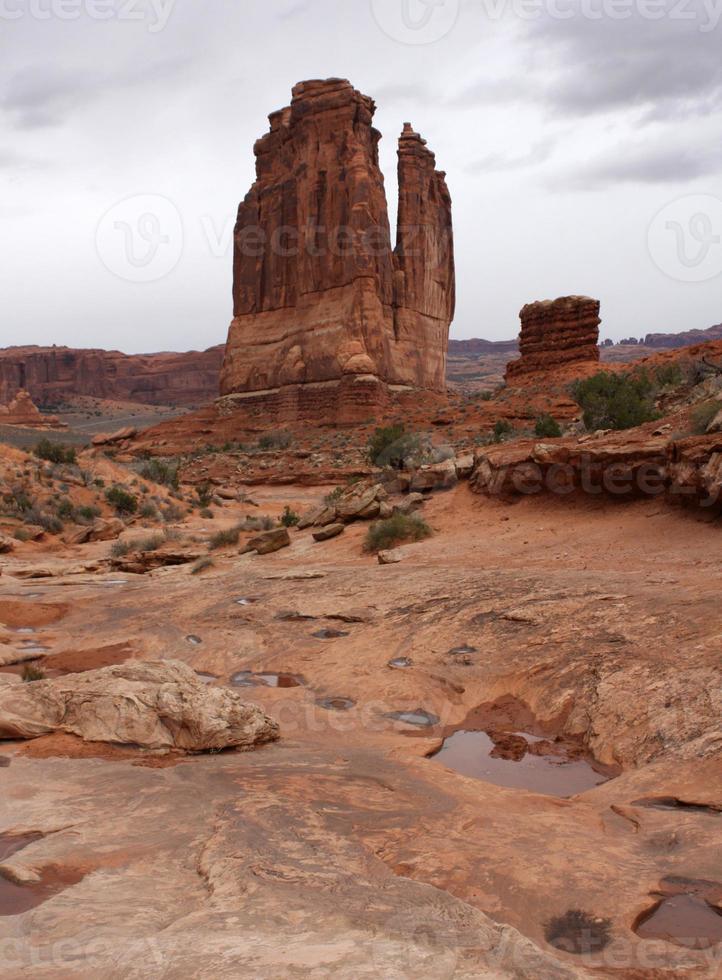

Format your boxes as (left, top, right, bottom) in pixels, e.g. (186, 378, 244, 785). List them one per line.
(312, 523, 345, 542)
(240, 527, 291, 555)
(409, 458, 457, 492)
(312, 505, 339, 527)
(111, 548, 202, 574)
(336, 485, 378, 520)
(378, 548, 404, 565)
(215, 487, 239, 501)
(393, 493, 425, 516)
(64, 524, 92, 545)
(0, 533, 15, 554)
(90, 518, 125, 542)
(298, 504, 328, 530)
(0, 660, 280, 752)
(506, 296, 601, 381)
(91, 426, 137, 446)
(455, 454, 474, 479)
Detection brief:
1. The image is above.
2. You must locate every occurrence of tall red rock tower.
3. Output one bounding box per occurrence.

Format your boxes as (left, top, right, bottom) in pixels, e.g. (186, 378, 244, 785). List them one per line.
(220, 79, 455, 418)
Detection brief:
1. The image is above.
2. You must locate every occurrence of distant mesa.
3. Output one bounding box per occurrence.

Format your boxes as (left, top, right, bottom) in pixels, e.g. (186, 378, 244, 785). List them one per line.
(505, 295, 601, 382)
(219, 78, 455, 421)
(0, 345, 224, 409)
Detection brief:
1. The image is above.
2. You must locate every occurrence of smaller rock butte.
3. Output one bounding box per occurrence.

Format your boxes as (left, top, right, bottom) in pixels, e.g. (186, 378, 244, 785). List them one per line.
(506, 296, 601, 382)
(219, 78, 455, 423)
(0, 389, 64, 428)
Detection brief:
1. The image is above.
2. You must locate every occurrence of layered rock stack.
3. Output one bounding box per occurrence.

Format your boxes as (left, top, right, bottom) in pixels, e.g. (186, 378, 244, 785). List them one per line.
(505, 296, 601, 382)
(219, 78, 455, 422)
(0, 389, 64, 428)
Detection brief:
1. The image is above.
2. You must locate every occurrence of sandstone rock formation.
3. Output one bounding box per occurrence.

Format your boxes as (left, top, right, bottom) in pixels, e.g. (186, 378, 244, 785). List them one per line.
(0, 345, 224, 408)
(506, 296, 601, 382)
(0, 389, 63, 428)
(0, 660, 279, 752)
(644, 322, 722, 348)
(219, 78, 455, 421)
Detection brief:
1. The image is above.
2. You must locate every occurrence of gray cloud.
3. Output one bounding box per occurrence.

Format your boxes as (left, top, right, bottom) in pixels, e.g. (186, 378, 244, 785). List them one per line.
(558, 142, 722, 189)
(466, 136, 557, 174)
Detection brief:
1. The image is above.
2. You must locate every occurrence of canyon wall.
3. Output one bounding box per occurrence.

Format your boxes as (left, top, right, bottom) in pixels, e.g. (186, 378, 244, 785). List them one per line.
(0, 346, 224, 407)
(219, 78, 455, 414)
(506, 296, 601, 381)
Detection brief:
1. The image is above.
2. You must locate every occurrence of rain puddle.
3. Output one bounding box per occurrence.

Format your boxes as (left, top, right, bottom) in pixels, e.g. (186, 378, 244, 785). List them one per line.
(195, 672, 217, 684)
(18, 646, 49, 654)
(388, 657, 413, 669)
(14, 629, 35, 635)
(386, 709, 440, 727)
(0, 832, 84, 916)
(185, 635, 202, 646)
(430, 731, 610, 797)
(101, 580, 128, 587)
(235, 597, 259, 606)
(449, 644, 477, 656)
(317, 697, 356, 711)
(230, 671, 305, 688)
(312, 629, 349, 640)
(635, 880, 722, 949)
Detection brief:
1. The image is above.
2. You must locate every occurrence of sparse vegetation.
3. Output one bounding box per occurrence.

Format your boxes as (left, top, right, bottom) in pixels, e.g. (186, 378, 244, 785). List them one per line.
(690, 398, 721, 435)
(33, 439, 77, 465)
(199, 507, 214, 519)
(258, 432, 292, 450)
(545, 909, 612, 955)
(534, 414, 562, 438)
(324, 486, 344, 506)
(367, 425, 422, 468)
(654, 363, 684, 389)
(363, 513, 432, 553)
(21, 664, 46, 682)
(492, 419, 514, 443)
(136, 457, 180, 490)
(196, 482, 213, 508)
(572, 370, 660, 431)
(139, 501, 159, 520)
(280, 505, 300, 527)
(209, 524, 243, 550)
(105, 486, 138, 515)
(110, 532, 168, 558)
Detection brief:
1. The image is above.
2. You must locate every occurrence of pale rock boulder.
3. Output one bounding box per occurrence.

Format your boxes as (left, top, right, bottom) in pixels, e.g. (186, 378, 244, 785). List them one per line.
(240, 527, 291, 555)
(0, 660, 280, 751)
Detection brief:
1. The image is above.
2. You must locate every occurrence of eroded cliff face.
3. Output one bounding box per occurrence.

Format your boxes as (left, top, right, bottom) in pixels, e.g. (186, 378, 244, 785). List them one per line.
(220, 78, 455, 407)
(0, 346, 224, 407)
(506, 296, 601, 382)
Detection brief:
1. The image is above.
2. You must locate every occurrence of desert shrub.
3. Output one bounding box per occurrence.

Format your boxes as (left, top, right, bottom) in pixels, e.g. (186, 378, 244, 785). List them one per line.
(534, 414, 562, 438)
(23, 507, 62, 534)
(492, 419, 514, 443)
(76, 505, 101, 524)
(56, 497, 75, 521)
(139, 501, 158, 520)
(690, 398, 721, 435)
(22, 664, 46, 682)
(572, 370, 659, 431)
(160, 502, 184, 523)
(111, 533, 165, 558)
(191, 557, 215, 575)
(245, 514, 276, 531)
(199, 507, 214, 519)
(367, 425, 422, 468)
(258, 432, 292, 450)
(363, 513, 432, 553)
(196, 482, 213, 508)
(105, 486, 138, 515)
(13, 528, 31, 542)
(33, 439, 76, 465)
(280, 505, 300, 527)
(209, 525, 243, 550)
(545, 909, 612, 955)
(324, 486, 344, 506)
(654, 363, 684, 389)
(136, 457, 180, 490)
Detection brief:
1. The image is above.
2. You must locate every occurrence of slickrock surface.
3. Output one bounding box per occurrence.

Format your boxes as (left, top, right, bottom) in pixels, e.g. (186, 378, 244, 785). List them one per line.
(0, 660, 279, 751)
(220, 79, 455, 421)
(0, 389, 63, 428)
(0, 345, 224, 408)
(0, 485, 719, 976)
(506, 296, 601, 381)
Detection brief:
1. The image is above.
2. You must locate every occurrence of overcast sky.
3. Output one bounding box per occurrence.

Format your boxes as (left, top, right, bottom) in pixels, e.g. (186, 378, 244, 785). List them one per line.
(2, 0, 721, 352)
